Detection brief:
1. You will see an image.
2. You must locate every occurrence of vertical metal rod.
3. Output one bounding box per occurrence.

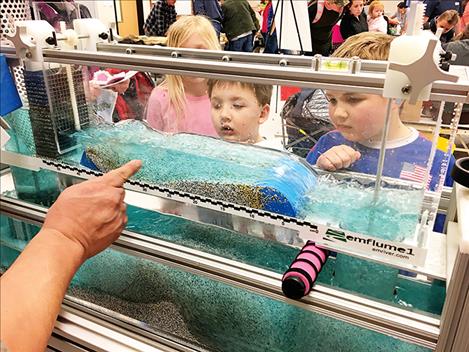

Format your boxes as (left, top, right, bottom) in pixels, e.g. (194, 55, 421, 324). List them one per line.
(289, 0, 303, 54)
(279, 0, 285, 51)
(373, 99, 393, 202)
(437, 103, 463, 194)
(113, 0, 120, 34)
(65, 65, 81, 131)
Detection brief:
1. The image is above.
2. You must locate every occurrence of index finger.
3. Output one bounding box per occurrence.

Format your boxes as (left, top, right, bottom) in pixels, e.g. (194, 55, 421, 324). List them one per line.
(99, 160, 142, 187)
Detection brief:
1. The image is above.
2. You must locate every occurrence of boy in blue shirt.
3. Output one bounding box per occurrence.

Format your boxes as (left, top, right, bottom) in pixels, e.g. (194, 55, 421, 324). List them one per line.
(306, 32, 454, 192)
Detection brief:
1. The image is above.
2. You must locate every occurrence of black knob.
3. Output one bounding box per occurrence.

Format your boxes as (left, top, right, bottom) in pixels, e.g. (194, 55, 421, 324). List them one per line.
(99, 32, 109, 40)
(440, 62, 450, 72)
(440, 51, 453, 61)
(45, 36, 57, 46)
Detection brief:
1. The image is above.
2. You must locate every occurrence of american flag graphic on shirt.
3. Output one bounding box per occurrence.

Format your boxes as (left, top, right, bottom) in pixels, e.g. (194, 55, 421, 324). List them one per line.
(399, 162, 431, 187)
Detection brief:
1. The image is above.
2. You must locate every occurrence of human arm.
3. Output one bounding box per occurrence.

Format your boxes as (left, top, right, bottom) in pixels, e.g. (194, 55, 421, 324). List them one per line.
(110, 79, 131, 95)
(462, 4, 469, 31)
(388, 17, 399, 25)
(0, 160, 142, 352)
(308, 1, 318, 23)
(340, 15, 352, 40)
(315, 145, 361, 171)
(248, 2, 260, 31)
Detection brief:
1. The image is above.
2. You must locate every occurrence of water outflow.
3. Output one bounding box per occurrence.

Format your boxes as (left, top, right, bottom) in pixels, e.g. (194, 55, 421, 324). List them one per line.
(300, 175, 424, 242)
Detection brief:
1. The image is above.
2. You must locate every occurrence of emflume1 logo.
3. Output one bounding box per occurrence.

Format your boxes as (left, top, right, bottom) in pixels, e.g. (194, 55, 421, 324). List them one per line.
(324, 229, 347, 242)
(324, 229, 415, 256)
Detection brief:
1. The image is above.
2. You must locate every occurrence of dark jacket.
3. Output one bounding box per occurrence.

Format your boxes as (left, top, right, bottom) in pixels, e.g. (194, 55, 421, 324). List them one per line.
(340, 10, 368, 40)
(222, 0, 259, 40)
(424, 18, 455, 44)
(424, 0, 461, 21)
(308, 1, 344, 56)
(193, 0, 223, 23)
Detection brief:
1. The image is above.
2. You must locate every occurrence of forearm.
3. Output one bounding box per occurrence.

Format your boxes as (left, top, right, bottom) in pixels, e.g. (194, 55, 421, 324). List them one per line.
(0, 229, 84, 352)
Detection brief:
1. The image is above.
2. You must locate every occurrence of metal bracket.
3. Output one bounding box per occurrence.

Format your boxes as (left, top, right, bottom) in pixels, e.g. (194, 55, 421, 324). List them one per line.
(7, 24, 35, 60)
(388, 39, 459, 104)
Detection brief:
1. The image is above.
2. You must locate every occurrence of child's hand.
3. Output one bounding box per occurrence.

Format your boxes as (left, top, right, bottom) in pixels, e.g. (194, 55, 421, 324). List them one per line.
(316, 145, 361, 171)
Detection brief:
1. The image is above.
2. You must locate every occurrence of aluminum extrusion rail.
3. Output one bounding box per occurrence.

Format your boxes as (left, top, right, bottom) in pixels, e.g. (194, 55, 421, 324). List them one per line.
(96, 43, 388, 72)
(49, 303, 199, 351)
(41, 48, 469, 104)
(0, 195, 440, 349)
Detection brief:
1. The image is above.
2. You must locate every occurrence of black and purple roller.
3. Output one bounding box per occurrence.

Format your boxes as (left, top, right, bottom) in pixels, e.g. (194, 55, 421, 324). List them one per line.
(282, 241, 328, 299)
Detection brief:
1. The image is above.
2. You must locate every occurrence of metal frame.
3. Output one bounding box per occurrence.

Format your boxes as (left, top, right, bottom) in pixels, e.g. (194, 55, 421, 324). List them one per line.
(0, 195, 440, 349)
(49, 304, 193, 352)
(2, 34, 469, 351)
(38, 46, 469, 104)
(435, 250, 469, 352)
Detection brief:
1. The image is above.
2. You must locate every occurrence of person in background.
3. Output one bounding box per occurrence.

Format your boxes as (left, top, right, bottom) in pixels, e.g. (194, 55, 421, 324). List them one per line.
(221, 0, 260, 52)
(423, 0, 461, 23)
(444, 24, 469, 65)
(146, 16, 220, 136)
(367, 0, 387, 33)
(207, 79, 280, 149)
(106, 69, 154, 122)
(31, 0, 92, 31)
(0, 160, 142, 352)
(144, 0, 177, 37)
(89, 70, 155, 123)
(424, 9, 459, 44)
(442, 24, 469, 139)
(389, 2, 409, 34)
(307, 0, 349, 56)
(340, 0, 368, 40)
(192, 0, 224, 37)
(260, 0, 278, 53)
(306, 32, 454, 194)
(459, 0, 469, 34)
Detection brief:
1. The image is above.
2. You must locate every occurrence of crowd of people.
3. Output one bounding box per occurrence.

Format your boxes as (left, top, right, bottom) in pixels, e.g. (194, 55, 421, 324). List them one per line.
(140, 0, 467, 56)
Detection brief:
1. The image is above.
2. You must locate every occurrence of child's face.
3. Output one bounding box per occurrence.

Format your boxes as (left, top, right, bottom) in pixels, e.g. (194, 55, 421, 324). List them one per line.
(210, 84, 269, 143)
(436, 19, 454, 33)
(349, 0, 364, 17)
(371, 7, 383, 19)
(325, 91, 392, 142)
(398, 7, 406, 15)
